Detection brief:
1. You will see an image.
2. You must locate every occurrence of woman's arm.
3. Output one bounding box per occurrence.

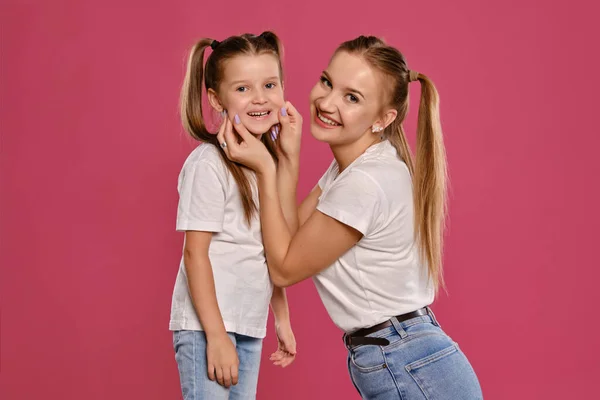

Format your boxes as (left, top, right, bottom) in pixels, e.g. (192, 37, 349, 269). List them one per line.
(219, 109, 360, 287)
(255, 167, 361, 287)
(298, 184, 322, 227)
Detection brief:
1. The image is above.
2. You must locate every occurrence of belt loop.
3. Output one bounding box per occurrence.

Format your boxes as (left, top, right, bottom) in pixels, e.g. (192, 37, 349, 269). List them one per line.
(390, 316, 408, 338)
(343, 333, 349, 349)
(426, 306, 441, 327)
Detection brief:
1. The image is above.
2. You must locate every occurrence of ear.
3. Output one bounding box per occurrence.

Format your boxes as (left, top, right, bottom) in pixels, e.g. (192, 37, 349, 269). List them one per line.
(207, 88, 225, 112)
(381, 108, 398, 129)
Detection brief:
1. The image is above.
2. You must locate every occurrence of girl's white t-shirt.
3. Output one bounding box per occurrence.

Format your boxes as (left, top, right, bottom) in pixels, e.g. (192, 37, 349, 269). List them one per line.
(169, 144, 272, 338)
(314, 140, 434, 333)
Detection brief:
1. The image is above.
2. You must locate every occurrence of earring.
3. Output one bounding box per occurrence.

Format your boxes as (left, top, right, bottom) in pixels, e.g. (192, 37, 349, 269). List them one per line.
(371, 125, 383, 133)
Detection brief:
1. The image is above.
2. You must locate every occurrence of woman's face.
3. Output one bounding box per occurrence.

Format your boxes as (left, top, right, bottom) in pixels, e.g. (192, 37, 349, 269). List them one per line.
(309, 51, 387, 146)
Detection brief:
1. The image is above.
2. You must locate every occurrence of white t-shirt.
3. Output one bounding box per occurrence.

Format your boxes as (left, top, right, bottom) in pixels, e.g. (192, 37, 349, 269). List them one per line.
(169, 144, 272, 338)
(314, 139, 434, 333)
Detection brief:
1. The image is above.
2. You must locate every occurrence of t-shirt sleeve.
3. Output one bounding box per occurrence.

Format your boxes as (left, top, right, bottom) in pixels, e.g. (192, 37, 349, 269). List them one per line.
(176, 160, 226, 232)
(318, 160, 338, 190)
(316, 169, 383, 236)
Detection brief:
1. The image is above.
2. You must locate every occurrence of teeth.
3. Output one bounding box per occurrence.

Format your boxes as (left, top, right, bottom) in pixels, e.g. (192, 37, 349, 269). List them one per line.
(318, 113, 339, 126)
(248, 111, 269, 117)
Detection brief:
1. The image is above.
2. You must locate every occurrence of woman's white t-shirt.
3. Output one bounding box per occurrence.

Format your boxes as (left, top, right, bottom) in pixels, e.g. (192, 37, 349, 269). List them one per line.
(169, 144, 272, 338)
(314, 140, 434, 333)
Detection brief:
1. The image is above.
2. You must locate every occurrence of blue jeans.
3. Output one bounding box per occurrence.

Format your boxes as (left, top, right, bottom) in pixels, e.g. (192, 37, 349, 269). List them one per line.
(173, 331, 263, 400)
(345, 310, 483, 399)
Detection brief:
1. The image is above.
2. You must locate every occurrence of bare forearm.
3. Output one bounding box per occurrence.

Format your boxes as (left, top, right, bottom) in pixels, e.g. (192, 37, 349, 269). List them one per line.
(257, 167, 293, 285)
(270, 286, 290, 324)
(184, 251, 227, 339)
(277, 158, 300, 234)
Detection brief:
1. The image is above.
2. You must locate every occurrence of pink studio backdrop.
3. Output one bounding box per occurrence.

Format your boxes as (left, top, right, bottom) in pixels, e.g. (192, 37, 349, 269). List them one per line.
(1, 0, 599, 399)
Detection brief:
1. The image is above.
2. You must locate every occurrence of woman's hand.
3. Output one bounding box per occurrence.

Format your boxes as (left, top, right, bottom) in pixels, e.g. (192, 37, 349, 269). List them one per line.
(217, 114, 275, 175)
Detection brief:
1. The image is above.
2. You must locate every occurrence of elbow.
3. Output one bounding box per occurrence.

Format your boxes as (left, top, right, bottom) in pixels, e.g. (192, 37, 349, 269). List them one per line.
(270, 269, 294, 288)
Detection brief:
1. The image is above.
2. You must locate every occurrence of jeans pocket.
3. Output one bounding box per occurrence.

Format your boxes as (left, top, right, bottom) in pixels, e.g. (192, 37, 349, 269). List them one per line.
(350, 345, 387, 372)
(406, 343, 483, 400)
(173, 331, 180, 349)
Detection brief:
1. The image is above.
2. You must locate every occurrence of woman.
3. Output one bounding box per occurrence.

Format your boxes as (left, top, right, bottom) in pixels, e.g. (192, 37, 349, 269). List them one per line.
(218, 35, 482, 399)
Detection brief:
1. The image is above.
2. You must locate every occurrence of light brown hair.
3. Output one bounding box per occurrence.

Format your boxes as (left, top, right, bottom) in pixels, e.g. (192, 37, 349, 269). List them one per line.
(180, 32, 283, 224)
(337, 36, 448, 290)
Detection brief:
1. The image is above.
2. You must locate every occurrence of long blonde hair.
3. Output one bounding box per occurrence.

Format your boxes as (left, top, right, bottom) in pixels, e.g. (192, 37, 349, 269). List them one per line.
(337, 36, 448, 291)
(180, 32, 283, 224)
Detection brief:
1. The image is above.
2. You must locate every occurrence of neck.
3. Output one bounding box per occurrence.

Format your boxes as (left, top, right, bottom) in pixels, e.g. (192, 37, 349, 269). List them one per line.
(331, 134, 382, 172)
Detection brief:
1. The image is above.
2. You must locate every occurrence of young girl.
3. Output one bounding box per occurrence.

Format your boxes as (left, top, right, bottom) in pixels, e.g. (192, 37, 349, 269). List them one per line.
(219, 36, 483, 399)
(169, 32, 297, 400)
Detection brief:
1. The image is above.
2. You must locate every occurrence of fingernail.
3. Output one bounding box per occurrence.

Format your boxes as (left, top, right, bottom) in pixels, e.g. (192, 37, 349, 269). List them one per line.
(281, 107, 287, 116)
(234, 114, 240, 124)
(275, 125, 280, 135)
(270, 128, 276, 141)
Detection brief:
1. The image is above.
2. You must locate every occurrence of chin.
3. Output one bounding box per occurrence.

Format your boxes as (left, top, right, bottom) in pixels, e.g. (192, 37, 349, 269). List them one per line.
(243, 119, 276, 136)
(310, 121, 335, 144)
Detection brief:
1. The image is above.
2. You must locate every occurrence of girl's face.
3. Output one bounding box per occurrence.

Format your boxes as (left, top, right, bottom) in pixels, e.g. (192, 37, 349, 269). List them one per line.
(211, 54, 284, 137)
(309, 51, 389, 146)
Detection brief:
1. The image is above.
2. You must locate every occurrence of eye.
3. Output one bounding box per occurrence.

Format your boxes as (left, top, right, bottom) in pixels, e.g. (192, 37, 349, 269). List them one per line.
(320, 76, 332, 88)
(346, 94, 359, 103)
(265, 82, 276, 89)
(236, 86, 249, 92)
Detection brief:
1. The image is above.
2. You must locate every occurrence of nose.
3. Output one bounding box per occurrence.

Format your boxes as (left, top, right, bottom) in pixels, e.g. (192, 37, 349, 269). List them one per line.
(252, 88, 267, 105)
(317, 91, 336, 114)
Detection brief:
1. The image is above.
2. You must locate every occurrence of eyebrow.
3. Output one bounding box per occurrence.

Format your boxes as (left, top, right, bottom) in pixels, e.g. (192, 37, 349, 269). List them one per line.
(322, 70, 366, 100)
(229, 76, 280, 86)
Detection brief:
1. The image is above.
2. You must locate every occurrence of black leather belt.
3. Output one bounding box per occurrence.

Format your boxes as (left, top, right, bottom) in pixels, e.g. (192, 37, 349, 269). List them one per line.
(344, 307, 430, 347)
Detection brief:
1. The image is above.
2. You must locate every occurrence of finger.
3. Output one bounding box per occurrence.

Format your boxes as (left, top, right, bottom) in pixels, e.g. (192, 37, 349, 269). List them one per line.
(269, 125, 279, 142)
(232, 113, 254, 142)
(207, 363, 216, 381)
(222, 117, 238, 155)
(217, 118, 232, 158)
(231, 364, 239, 386)
(283, 101, 302, 124)
(277, 105, 291, 129)
(222, 367, 232, 388)
(216, 367, 224, 387)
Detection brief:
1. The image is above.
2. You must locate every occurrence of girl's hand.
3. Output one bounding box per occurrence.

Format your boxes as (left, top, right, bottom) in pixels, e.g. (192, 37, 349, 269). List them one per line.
(206, 333, 239, 388)
(269, 321, 297, 368)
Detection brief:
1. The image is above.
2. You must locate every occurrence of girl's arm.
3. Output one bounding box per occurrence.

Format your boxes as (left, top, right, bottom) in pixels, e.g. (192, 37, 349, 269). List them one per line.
(184, 231, 239, 388)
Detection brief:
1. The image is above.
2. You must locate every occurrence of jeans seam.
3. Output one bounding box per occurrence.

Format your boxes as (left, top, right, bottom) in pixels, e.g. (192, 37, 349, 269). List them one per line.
(347, 355, 363, 397)
(350, 353, 387, 372)
(404, 344, 459, 400)
(382, 349, 405, 400)
(193, 333, 197, 400)
(405, 343, 458, 371)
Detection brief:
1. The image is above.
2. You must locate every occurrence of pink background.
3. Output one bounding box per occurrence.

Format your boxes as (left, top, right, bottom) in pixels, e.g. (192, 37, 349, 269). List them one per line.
(2, 0, 599, 399)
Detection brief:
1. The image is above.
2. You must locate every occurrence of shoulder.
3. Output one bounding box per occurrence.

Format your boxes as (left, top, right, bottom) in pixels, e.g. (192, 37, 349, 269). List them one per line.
(354, 142, 411, 188)
(182, 143, 227, 175)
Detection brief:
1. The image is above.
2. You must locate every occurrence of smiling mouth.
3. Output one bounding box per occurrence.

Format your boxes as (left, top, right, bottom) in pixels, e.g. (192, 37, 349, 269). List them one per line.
(247, 111, 271, 119)
(317, 111, 341, 126)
